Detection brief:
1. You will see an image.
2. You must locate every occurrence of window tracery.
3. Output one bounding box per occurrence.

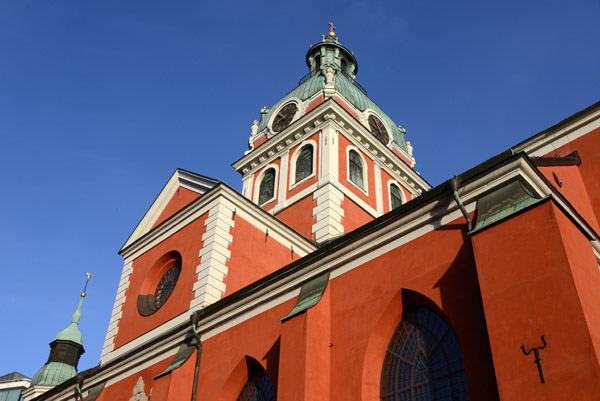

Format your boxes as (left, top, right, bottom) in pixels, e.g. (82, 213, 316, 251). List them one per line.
(349, 150, 364, 190)
(381, 306, 469, 401)
(258, 168, 276, 205)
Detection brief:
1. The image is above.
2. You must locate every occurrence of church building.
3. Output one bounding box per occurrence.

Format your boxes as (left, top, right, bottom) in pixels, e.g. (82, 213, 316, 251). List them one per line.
(24, 26, 600, 401)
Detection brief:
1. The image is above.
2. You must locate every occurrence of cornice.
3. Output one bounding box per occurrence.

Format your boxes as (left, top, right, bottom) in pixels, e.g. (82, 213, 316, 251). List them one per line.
(232, 99, 430, 195)
(119, 183, 317, 261)
(512, 101, 600, 156)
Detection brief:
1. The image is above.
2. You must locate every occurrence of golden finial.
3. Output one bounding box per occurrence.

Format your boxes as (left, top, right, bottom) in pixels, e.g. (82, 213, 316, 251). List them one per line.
(81, 273, 92, 298)
(406, 141, 411, 146)
(253, 120, 258, 125)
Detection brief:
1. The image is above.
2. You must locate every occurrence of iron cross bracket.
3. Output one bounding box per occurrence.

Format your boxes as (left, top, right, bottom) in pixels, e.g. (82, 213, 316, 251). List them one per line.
(521, 335, 547, 383)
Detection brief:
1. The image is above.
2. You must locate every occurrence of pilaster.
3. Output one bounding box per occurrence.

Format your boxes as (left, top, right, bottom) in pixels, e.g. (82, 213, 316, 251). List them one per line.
(312, 184, 344, 242)
(374, 162, 383, 215)
(190, 198, 235, 309)
(101, 260, 133, 359)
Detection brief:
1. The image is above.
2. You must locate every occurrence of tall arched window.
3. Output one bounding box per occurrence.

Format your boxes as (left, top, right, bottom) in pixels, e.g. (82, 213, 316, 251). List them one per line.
(349, 150, 364, 190)
(236, 371, 275, 401)
(295, 145, 313, 183)
(258, 168, 276, 205)
(381, 306, 469, 401)
(390, 184, 403, 210)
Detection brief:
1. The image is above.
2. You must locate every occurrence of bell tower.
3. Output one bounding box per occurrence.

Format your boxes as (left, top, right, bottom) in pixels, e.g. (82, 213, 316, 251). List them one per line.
(233, 25, 430, 243)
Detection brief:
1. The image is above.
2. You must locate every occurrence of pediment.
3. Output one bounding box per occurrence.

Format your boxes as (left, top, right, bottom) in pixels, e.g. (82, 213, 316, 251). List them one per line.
(121, 169, 219, 251)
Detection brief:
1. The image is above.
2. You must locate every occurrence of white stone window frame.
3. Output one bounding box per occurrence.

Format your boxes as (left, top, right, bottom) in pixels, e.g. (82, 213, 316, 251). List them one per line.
(362, 109, 393, 147)
(253, 164, 280, 206)
(289, 139, 318, 190)
(346, 146, 369, 195)
(387, 180, 407, 210)
(268, 98, 303, 134)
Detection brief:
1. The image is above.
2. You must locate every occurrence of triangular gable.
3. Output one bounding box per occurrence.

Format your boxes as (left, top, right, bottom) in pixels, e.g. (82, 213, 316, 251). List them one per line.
(121, 169, 219, 251)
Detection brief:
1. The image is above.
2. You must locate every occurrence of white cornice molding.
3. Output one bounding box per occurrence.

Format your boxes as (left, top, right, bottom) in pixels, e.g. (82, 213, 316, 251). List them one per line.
(513, 104, 600, 157)
(232, 100, 430, 197)
(120, 184, 316, 262)
(122, 170, 219, 251)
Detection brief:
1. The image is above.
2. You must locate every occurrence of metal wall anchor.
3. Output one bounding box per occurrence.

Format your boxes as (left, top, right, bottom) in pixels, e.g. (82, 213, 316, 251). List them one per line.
(521, 335, 547, 383)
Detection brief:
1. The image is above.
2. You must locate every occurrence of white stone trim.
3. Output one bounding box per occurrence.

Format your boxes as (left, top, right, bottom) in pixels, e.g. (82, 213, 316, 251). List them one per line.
(100, 260, 132, 359)
(278, 151, 290, 204)
(253, 164, 279, 206)
(122, 170, 218, 251)
(241, 175, 253, 199)
(233, 100, 429, 195)
(22, 385, 52, 401)
(312, 184, 345, 242)
(375, 163, 383, 215)
(289, 140, 318, 190)
(0, 381, 30, 391)
(345, 145, 369, 195)
(513, 104, 600, 157)
(191, 197, 235, 309)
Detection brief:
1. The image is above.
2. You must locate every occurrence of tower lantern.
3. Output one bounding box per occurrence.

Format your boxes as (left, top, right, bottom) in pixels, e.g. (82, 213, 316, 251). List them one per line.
(233, 25, 429, 243)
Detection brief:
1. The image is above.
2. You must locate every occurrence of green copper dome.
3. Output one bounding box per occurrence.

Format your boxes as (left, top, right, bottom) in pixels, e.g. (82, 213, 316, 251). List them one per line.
(257, 30, 408, 151)
(54, 298, 84, 344)
(31, 295, 86, 386)
(31, 362, 77, 387)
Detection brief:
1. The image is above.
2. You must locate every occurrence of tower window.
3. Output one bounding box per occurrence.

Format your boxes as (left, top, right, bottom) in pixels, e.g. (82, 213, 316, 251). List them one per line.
(381, 305, 469, 401)
(258, 168, 276, 205)
(390, 184, 403, 210)
(341, 58, 348, 74)
(295, 145, 313, 183)
(349, 150, 364, 190)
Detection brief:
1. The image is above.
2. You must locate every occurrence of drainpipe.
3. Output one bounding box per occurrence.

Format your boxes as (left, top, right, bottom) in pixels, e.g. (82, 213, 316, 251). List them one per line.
(74, 374, 84, 401)
(449, 176, 472, 232)
(190, 313, 202, 401)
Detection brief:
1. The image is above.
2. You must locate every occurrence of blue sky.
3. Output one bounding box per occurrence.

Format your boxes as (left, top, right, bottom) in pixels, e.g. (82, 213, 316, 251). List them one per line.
(1, 0, 599, 377)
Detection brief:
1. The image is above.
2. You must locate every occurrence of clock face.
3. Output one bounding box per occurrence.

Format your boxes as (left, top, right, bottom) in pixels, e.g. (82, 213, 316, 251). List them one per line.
(272, 103, 298, 133)
(368, 115, 390, 145)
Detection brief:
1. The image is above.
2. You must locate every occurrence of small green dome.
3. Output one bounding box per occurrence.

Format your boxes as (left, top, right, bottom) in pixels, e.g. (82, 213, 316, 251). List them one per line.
(31, 362, 77, 386)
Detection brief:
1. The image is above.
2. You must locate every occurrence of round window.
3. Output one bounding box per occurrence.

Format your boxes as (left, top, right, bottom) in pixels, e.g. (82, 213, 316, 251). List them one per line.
(137, 254, 183, 317)
(153, 265, 181, 309)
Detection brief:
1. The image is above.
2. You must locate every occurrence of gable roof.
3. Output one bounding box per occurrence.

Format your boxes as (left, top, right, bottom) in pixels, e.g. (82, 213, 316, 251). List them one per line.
(121, 169, 219, 251)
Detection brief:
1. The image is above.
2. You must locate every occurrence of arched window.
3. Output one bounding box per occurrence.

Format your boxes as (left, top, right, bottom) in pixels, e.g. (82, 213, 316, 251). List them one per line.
(381, 306, 469, 401)
(295, 145, 313, 183)
(236, 371, 275, 401)
(390, 184, 403, 210)
(258, 168, 276, 205)
(314, 55, 321, 72)
(349, 150, 364, 190)
(341, 58, 349, 74)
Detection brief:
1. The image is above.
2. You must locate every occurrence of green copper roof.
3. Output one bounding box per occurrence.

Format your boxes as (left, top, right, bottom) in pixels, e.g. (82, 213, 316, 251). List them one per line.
(54, 298, 84, 345)
(473, 179, 543, 232)
(257, 71, 408, 150)
(257, 33, 408, 151)
(31, 362, 77, 387)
